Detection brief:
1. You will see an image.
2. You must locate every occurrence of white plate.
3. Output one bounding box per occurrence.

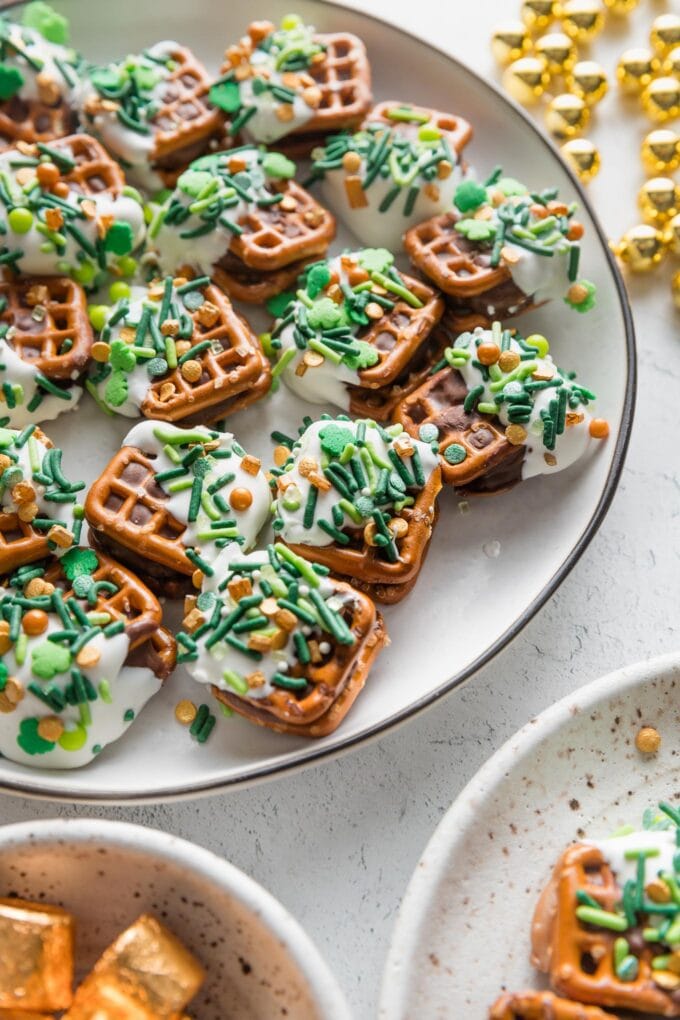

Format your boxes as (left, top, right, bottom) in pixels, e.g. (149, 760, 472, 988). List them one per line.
(0, 818, 351, 1020)
(0, 0, 634, 802)
(379, 651, 680, 1019)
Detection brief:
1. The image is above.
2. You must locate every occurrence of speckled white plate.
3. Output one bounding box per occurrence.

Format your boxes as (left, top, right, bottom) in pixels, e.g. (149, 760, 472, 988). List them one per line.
(379, 652, 680, 1019)
(0, 0, 634, 802)
(0, 818, 351, 1020)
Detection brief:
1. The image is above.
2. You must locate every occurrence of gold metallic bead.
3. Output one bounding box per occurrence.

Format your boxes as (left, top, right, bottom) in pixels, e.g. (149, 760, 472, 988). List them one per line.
(566, 60, 609, 105)
(520, 0, 560, 32)
(502, 56, 550, 105)
(664, 213, 680, 256)
(650, 14, 680, 56)
(641, 129, 680, 174)
(602, 0, 640, 12)
(672, 270, 680, 308)
(490, 22, 532, 66)
(545, 93, 590, 140)
(534, 32, 577, 75)
(642, 77, 680, 122)
(616, 48, 660, 93)
(662, 46, 680, 78)
(561, 138, 601, 181)
(616, 224, 665, 272)
(638, 177, 680, 225)
(561, 1, 605, 43)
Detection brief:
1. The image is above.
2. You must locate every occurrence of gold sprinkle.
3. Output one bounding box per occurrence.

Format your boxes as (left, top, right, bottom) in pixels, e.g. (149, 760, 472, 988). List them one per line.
(437, 159, 453, 179)
(298, 456, 318, 478)
(498, 350, 521, 372)
(424, 182, 440, 202)
(228, 578, 253, 602)
(273, 445, 290, 467)
(303, 349, 325, 368)
(247, 671, 266, 689)
(543, 452, 557, 467)
(365, 302, 384, 320)
(388, 517, 409, 539)
(308, 471, 332, 492)
(274, 608, 297, 632)
(196, 301, 220, 328)
(280, 194, 297, 212)
(192, 569, 203, 589)
(11, 480, 35, 505)
(302, 84, 322, 108)
(182, 608, 205, 634)
(635, 725, 661, 754)
(175, 700, 197, 725)
(159, 381, 176, 402)
(345, 175, 368, 209)
(37, 716, 64, 742)
(505, 424, 527, 446)
(25, 284, 50, 307)
(647, 878, 672, 903)
(45, 207, 64, 231)
(342, 151, 362, 173)
(76, 645, 101, 669)
(47, 524, 73, 549)
(15, 167, 35, 187)
(161, 319, 180, 337)
(0, 621, 11, 654)
(240, 454, 261, 476)
(25, 578, 54, 598)
(91, 341, 111, 363)
(180, 359, 202, 383)
(276, 102, 295, 122)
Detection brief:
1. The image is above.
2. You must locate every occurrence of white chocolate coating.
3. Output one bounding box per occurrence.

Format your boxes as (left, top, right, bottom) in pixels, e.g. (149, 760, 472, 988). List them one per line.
(587, 828, 678, 887)
(0, 18, 82, 106)
(0, 339, 81, 427)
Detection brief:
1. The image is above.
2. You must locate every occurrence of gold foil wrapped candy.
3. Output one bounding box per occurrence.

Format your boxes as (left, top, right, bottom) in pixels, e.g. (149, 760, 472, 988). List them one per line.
(650, 14, 680, 56)
(616, 224, 666, 271)
(502, 56, 550, 104)
(561, 1, 605, 43)
(566, 61, 609, 105)
(491, 22, 532, 65)
(534, 32, 577, 75)
(0, 898, 74, 1012)
(642, 76, 680, 122)
(616, 48, 660, 93)
(603, 0, 640, 12)
(545, 93, 590, 140)
(520, 0, 560, 32)
(664, 213, 680, 257)
(641, 129, 680, 175)
(638, 177, 680, 225)
(662, 45, 680, 79)
(560, 138, 602, 181)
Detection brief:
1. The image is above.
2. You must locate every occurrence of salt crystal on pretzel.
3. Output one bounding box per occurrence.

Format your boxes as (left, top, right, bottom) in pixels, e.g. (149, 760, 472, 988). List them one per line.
(152, 145, 335, 304)
(75, 41, 224, 191)
(310, 100, 472, 251)
(405, 170, 596, 318)
(489, 990, 612, 1019)
(211, 15, 371, 148)
(87, 275, 269, 423)
(271, 415, 441, 604)
(85, 421, 270, 598)
(0, 5, 83, 152)
(182, 544, 387, 737)
(0, 549, 175, 768)
(394, 322, 607, 493)
(0, 897, 74, 1011)
(270, 247, 444, 416)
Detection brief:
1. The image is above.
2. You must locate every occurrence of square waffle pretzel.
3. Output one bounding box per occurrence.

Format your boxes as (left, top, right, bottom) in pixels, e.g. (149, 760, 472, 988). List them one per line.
(85, 445, 194, 597)
(348, 310, 488, 422)
(531, 844, 680, 1016)
(0, 276, 93, 380)
(141, 285, 270, 424)
(285, 470, 442, 605)
(51, 133, 126, 196)
(42, 549, 164, 651)
(393, 363, 525, 494)
(369, 100, 472, 156)
(212, 583, 387, 737)
(489, 991, 612, 1019)
(0, 426, 55, 574)
(293, 32, 371, 133)
(404, 211, 532, 317)
(213, 254, 317, 305)
(0, 94, 78, 151)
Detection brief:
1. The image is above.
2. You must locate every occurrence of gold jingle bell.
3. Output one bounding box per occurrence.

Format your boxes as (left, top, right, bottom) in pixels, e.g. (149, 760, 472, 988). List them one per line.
(641, 129, 680, 175)
(561, 1, 605, 43)
(566, 61, 609, 105)
(520, 0, 560, 32)
(545, 93, 590, 140)
(672, 270, 680, 310)
(502, 56, 550, 105)
(602, 0, 640, 12)
(616, 224, 665, 272)
(662, 46, 680, 79)
(642, 77, 680, 123)
(560, 138, 601, 181)
(491, 22, 532, 66)
(664, 213, 680, 257)
(616, 48, 660, 93)
(638, 177, 680, 225)
(534, 32, 577, 75)
(650, 14, 680, 56)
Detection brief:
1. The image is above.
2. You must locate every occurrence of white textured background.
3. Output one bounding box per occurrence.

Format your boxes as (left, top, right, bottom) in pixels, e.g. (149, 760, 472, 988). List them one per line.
(0, 1, 677, 1016)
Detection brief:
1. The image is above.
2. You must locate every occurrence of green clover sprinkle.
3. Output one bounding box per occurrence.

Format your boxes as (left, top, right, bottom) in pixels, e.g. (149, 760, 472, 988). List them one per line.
(307, 297, 343, 330)
(31, 640, 72, 679)
(90, 66, 123, 92)
(209, 79, 242, 114)
(17, 718, 55, 756)
(444, 443, 467, 464)
(453, 180, 488, 213)
(104, 221, 134, 256)
(306, 262, 331, 299)
(344, 340, 379, 370)
(319, 423, 355, 457)
(357, 248, 394, 275)
(262, 151, 297, 180)
(564, 279, 597, 313)
(496, 176, 526, 197)
(22, 2, 69, 44)
(0, 64, 25, 101)
(266, 291, 295, 319)
(72, 574, 94, 598)
(354, 495, 374, 518)
(61, 547, 99, 581)
(178, 169, 213, 198)
(105, 370, 129, 407)
(109, 338, 137, 372)
(455, 218, 497, 243)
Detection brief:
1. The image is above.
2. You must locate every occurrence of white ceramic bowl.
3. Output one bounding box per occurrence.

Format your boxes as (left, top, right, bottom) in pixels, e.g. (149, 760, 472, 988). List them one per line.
(0, 818, 351, 1020)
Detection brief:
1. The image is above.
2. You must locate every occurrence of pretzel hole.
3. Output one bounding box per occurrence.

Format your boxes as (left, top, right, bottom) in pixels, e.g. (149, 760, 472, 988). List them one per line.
(580, 950, 599, 975)
(6, 97, 30, 123)
(104, 493, 125, 513)
(178, 101, 201, 121)
(333, 41, 350, 57)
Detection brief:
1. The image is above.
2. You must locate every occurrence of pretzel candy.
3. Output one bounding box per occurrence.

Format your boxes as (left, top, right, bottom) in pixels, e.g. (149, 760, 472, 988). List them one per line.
(0, 548, 174, 768)
(75, 41, 224, 191)
(404, 171, 596, 318)
(87, 275, 269, 423)
(211, 16, 371, 149)
(181, 544, 387, 737)
(85, 421, 270, 597)
(0, 7, 82, 152)
(272, 248, 444, 413)
(489, 990, 613, 1019)
(532, 820, 680, 1015)
(310, 100, 472, 251)
(0, 134, 145, 283)
(0, 424, 85, 573)
(271, 416, 442, 604)
(394, 322, 605, 493)
(152, 146, 335, 304)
